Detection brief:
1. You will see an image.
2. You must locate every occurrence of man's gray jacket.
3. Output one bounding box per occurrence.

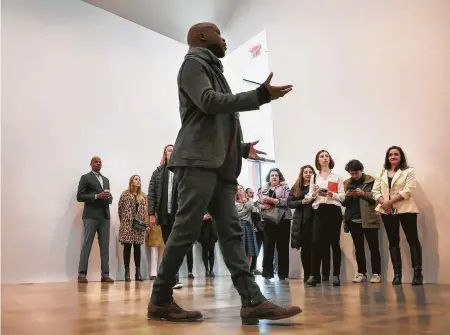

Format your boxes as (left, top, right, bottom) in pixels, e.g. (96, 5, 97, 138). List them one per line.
(168, 47, 270, 178)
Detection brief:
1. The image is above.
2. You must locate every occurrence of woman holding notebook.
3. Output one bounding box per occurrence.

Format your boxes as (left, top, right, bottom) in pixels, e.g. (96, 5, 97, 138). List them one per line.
(305, 150, 345, 287)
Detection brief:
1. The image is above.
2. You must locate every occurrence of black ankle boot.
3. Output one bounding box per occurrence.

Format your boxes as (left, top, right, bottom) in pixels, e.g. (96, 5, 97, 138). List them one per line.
(410, 246, 423, 285)
(389, 246, 402, 285)
(135, 267, 143, 281)
(205, 269, 210, 278)
(332, 276, 340, 287)
(392, 272, 402, 285)
(125, 267, 131, 282)
(412, 270, 423, 285)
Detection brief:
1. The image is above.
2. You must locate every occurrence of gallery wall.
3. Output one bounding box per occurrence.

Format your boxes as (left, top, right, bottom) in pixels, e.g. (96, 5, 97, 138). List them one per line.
(3, 0, 448, 285)
(1, 0, 189, 283)
(225, 0, 450, 283)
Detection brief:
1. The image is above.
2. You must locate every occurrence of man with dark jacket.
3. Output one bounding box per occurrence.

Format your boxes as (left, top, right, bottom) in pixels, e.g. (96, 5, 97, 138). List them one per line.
(76, 156, 114, 284)
(147, 22, 301, 325)
(342, 159, 382, 284)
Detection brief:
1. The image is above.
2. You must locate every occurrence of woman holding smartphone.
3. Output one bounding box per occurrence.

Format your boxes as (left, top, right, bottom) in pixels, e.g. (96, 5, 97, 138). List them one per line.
(372, 146, 422, 285)
(305, 150, 345, 287)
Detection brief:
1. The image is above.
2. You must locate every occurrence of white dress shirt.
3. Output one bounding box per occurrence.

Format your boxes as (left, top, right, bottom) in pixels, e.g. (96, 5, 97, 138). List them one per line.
(306, 172, 345, 209)
(93, 171, 104, 188)
(92, 171, 104, 200)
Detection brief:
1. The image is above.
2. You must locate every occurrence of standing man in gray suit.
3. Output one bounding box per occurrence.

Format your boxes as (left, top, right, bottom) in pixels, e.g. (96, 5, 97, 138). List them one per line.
(147, 22, 301, 325)
(77, 156, 114, 283)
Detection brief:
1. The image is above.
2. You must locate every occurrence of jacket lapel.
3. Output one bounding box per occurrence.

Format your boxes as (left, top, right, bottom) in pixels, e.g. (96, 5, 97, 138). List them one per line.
(381, 170, 389, 187)
(90, 171, 104, 190)
(391, 169, 402, 187)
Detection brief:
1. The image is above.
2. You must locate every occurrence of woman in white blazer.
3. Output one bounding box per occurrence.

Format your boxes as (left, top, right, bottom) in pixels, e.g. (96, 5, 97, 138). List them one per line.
(372, 146, 422, 286)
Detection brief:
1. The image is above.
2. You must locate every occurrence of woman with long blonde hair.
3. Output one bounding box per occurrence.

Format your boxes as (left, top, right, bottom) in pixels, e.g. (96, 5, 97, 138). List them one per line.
(118, 175, 148, 281)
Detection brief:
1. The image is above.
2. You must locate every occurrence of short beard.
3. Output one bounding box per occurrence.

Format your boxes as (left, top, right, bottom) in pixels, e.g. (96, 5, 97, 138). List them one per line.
(206, 44, 225, 58)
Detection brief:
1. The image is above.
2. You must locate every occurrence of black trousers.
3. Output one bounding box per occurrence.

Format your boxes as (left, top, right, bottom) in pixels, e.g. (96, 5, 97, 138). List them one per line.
(250, 230, 264, 272)
(321, 246, 331, 277)
(300, 243, 312, 281)
(381, 213, 422, 271)
(311, 204, 342, 278)
(262, 219, 291, 279)
(348, 223, 381, 274)
(150, 168, 265, 307)
(161, 222, 194, 273)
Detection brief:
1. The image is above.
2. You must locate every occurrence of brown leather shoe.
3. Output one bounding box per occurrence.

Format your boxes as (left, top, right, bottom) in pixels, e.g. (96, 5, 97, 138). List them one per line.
(101, 275, 114, 283)
(77, 275, 88, 284)
(240, 300, 302, 325)
(147, 300, 203, 322)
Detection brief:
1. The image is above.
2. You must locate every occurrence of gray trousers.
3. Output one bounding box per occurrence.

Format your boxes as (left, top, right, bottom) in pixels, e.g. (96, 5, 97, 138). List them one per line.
(78, 218, 110, 276)
(150, 167, 266, 307)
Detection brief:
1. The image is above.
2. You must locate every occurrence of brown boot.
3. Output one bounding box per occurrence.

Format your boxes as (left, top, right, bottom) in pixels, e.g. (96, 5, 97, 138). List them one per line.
(101, 275, 114, 283)
(147, 300, 203, 322)
(77, 275, 88, 284)
(240, 300, 302, 325)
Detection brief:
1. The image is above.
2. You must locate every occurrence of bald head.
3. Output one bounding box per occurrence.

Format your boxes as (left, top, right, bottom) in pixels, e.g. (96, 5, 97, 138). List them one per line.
(187, 22, 214, 46)
(187, 22, 227, 58)
(90, 156, 102, 172)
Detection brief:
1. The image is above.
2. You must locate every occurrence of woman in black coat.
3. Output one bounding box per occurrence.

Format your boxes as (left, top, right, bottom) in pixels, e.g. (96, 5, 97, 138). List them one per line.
(288, 165, 316, 282)
(198, 212, 218, 278)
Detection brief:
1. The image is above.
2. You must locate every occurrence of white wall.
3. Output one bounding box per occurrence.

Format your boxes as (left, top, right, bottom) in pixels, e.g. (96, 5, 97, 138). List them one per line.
(225, 0, 450, 283)
(1, 0, 189, 284)
(223, 30, 276, 189)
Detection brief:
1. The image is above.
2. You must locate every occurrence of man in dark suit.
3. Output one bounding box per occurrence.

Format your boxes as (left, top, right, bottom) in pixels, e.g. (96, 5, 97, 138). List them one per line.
(147, 22, 301, 325)
(76, 156, 114, 283)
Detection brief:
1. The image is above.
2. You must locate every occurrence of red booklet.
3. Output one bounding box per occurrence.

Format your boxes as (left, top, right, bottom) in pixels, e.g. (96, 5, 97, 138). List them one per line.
(328, 181, 338, 193)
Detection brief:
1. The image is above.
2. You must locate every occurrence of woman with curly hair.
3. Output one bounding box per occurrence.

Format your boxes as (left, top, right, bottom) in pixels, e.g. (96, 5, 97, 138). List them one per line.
(260, 168, 292, 280)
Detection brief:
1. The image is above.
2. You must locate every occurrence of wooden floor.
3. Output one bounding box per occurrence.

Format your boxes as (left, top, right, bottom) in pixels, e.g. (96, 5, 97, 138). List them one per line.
(2, 276, 450, 334)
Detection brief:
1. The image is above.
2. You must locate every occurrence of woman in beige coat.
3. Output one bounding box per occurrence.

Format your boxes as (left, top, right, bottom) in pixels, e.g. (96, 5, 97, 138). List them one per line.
(373, 146, 422, 286)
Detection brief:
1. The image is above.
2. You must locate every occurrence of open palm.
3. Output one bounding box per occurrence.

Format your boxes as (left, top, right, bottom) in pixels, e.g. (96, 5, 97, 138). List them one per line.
(248, 140, 266, 161)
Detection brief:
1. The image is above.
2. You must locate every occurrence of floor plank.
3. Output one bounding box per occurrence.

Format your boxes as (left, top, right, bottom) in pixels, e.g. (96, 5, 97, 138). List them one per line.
(2, 276, 450, 334)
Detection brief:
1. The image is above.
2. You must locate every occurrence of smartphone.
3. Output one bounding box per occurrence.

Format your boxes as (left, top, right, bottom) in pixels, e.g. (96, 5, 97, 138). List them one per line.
(347, 185, 356, 190)
(319, 188, 328, 193)
(392, 208, 398, 215)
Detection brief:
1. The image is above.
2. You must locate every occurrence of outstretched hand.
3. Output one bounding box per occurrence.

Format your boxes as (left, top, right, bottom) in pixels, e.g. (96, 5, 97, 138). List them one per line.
(248, 140, 266, 161)
(264, 72, 293, 100)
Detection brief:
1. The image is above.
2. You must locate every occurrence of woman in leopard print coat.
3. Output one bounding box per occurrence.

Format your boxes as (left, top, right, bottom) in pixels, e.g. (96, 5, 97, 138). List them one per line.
(118, 175, 148, 281)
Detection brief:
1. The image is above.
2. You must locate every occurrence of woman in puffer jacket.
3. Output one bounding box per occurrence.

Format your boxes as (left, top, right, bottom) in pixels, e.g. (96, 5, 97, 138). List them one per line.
(288, 165, 316, 283)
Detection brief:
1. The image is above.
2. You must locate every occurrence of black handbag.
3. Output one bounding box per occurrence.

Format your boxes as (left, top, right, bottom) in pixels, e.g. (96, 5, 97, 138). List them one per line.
(132, 196, 148, 232)
(133, 218, 148, 232)
(261, 206, 282, 225)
